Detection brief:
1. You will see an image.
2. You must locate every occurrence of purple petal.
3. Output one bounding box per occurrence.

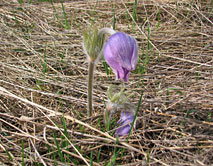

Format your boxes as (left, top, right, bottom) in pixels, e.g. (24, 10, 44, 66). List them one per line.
(117, 67, 130, 82)
(103, 32, 138, 82)
(115, 112, 135, 137)
(104, 41, 131, 82)
(115, 124, 131, 137)
(106, 32, 134, 70)
(118, 112, 134, 123)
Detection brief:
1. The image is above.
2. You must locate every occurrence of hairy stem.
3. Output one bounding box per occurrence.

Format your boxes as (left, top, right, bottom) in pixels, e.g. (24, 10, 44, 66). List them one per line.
(87, 28, 116, 117)
(88, 61, 95, 116)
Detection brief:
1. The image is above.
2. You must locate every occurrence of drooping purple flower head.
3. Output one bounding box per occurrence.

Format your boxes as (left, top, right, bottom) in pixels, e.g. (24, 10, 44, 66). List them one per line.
(104, 32, 138, 82)
(115, 111, 135, 137)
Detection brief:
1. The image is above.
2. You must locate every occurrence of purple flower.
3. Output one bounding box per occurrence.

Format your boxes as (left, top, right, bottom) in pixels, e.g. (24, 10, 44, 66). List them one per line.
(104, 32, 138, 82)
(115, 111, 135, 137)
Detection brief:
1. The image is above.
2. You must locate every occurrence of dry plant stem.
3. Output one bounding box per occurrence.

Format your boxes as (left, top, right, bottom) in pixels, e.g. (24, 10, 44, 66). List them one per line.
(0, 87, 90, 166)
(88, 61, 95, 116)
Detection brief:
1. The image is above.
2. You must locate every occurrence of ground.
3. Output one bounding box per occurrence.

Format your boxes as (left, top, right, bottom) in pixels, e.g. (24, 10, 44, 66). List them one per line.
(0, 0, 212, 165)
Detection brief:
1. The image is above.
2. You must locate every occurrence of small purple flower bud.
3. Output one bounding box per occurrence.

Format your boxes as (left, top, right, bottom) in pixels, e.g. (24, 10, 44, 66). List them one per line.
(115, 111, 136, 137)
(104, 32, 138, 82)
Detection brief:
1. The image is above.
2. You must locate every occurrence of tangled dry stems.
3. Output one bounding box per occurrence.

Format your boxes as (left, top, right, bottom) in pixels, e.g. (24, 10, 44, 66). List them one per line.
(0, 0, 212, 165)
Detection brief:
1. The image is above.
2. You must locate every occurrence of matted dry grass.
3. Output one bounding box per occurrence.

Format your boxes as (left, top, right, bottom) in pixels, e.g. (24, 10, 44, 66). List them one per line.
(0, 0, 212, 165)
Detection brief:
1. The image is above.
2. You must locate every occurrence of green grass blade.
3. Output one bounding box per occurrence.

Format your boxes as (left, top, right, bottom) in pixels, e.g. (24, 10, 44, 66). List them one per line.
(5, 147, 13, 162)
(60, 0, 70, 30)
(22, 140, 24, 166)
(53, 132, 64, 162)
(90, 151, 93, 166)
(42, 46, 47, 74)
(127, 91, 143, 141)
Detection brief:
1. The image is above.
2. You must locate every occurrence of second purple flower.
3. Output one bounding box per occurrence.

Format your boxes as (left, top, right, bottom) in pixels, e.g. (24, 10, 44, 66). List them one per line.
(104, 32, 138, 82)
(115, 111, 136, 137)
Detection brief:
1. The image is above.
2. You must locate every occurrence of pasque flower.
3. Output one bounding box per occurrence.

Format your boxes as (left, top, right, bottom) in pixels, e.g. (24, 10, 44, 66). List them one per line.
(104, 85, 136, 137)
(104, 32, 138, 82)
(115, 111, 136, 137)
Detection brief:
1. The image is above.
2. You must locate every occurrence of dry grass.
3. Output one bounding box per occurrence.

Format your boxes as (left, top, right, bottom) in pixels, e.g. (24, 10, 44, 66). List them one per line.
(0, 0, 212, 165)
